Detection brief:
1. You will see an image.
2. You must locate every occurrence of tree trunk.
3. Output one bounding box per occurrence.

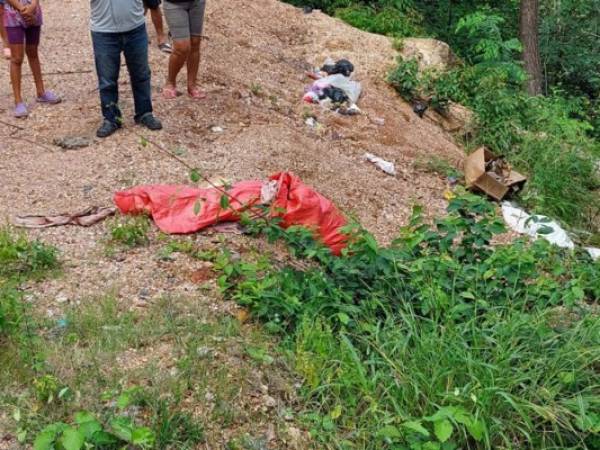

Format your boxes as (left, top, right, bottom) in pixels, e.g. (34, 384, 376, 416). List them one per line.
(520, 0, 543, 95)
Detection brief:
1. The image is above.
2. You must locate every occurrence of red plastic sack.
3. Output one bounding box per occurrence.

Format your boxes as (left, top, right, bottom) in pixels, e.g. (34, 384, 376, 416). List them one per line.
(114, 172, 348, 255)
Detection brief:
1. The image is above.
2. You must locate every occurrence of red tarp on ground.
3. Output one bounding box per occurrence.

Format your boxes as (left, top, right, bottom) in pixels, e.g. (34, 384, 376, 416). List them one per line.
(114, 172, 348, 255)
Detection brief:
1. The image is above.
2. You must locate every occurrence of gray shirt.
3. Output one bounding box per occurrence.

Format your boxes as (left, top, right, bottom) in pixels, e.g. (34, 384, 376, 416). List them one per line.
(90, 0, 145, 33)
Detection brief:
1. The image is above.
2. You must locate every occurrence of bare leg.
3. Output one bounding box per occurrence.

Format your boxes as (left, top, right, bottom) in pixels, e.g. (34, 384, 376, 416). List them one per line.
(0, 6, 7, 46)
(165, 39, 190, 90)
(25, 44, 45, 97)
(9, 44, 25, 104)
(0, 6, 10, 58)
(186, 36, 202, 92)
(149, 8, 166, 46)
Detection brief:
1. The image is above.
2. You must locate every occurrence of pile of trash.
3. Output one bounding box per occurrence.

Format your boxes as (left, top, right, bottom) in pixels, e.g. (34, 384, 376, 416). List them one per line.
(303, 58, 362, 115)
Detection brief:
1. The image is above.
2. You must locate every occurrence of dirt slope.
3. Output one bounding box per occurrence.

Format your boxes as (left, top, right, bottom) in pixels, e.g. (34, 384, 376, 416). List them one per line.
(0, 0, 466, 303)
(0, 0, 468, 446)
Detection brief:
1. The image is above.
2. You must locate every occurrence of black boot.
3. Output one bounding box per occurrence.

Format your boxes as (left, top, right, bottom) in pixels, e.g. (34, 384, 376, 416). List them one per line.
(136, 113, 163, 131)
(96, 120, 121, 138)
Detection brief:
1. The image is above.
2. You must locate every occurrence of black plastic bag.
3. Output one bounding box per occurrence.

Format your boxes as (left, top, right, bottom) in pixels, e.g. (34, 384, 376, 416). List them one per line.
(322, 86, 349, 103)
(321, 59, 354, 77)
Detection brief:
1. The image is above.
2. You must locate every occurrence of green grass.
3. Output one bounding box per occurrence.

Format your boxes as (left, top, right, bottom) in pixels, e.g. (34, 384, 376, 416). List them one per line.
(0, 229, 308, 448)
(0, 226, 58, 282)
(217, 195, 600, 449)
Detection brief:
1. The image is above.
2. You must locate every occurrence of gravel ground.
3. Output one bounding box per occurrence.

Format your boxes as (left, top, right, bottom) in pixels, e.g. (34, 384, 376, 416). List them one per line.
(0, 0, 464, 313)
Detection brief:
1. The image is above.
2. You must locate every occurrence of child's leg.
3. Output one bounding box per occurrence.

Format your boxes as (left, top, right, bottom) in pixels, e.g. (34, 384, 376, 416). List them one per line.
(0, 4, 8, 47)
(6, 27, 25, 104)
(24, 27, 44, 96)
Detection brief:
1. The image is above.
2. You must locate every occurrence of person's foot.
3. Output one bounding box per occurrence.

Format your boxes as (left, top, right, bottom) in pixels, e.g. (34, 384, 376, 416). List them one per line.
(136, 113, 162, 131)
(158, 42, 172, 53)
(37, 90, 62, 104)
(3, 47, 10, 60)
(162, 85, 178, 99)
(188, 86, 206, 100)
(96, 119, 121, 138)
(14, 103, 28, 118)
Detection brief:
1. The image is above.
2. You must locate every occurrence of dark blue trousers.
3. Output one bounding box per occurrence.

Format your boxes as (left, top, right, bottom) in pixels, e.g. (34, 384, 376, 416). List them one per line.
(91, 24, 153, 124)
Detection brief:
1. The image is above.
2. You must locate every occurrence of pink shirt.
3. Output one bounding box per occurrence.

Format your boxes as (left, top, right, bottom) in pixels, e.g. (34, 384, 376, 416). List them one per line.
(3, 0, 43, 28)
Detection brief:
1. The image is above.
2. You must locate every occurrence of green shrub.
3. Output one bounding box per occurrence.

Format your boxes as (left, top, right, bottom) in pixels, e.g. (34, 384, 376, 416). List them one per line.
(108, 216, 150, 248)
(218, 196, 600, 449)
(336, 4, 423, 37)
(0, 227, 58, 281)
(387, 10, 600, 234)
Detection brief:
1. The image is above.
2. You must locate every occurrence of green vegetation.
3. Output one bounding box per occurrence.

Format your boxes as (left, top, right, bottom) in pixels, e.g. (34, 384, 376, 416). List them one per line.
(387, 11, 599, 234)
(216, 196, 600, 449)
(0, 227, 305, 449)
(287, 0, 600, 237)
(108, 215, 150, 248)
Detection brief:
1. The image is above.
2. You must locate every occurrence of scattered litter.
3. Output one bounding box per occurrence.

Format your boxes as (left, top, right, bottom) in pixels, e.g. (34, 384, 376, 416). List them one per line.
(309, 74, 362, 104)
(323, 86, 349, 103)
(302, 5, 313, 14)
(443, 189, 456, 201)
(372, 117, 385, 126)
(114, 172, 348, 255)
(585, 247, 600, 261)
(363, 153, 396, 176)
(211, 126, 224, 133)
(501, 202, 575, 249)
(321, 58, 354, 77)
(465, 147, 527, 200)
(14, 206, 116, 228)
(412, 100, 428, 118)
(338, 104, 361, 116)
(53, 135, 93, 150)
(305, 117, 317, 128)
(205, 222, 245, 235)
(303, 58, 362, 113)
(305, 70, 322, 80)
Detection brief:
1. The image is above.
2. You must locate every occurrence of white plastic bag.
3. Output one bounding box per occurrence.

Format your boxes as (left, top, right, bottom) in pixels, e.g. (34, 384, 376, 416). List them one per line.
(501, 202, 575, 249)
(363, 153, 396, 176)
(311, 74, 362, 104)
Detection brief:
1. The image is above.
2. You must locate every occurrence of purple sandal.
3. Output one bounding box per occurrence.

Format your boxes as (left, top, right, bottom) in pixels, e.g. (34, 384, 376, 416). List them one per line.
(37, 91, 62, 105)
(14, 103, 28, 118)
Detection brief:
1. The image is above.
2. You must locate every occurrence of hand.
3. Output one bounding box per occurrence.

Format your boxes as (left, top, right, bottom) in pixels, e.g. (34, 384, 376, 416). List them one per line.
(20, 4, 37, 25)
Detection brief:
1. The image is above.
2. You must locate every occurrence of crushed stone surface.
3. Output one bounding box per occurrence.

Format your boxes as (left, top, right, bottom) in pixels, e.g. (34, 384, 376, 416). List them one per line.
(0, 2, 467, 332)
(0, 0, 466, 446)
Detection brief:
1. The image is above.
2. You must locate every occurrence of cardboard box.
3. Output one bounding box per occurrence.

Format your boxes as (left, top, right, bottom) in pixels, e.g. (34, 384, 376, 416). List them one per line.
(464, 147, 527, 201)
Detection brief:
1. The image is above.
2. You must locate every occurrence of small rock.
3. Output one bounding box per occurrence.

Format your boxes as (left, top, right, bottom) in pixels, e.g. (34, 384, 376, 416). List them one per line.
(55, 293, 69, 304)
(305, 117, 317, 128)
(286, 426, 302, 446)
(266, 423, 276, 442)
(53, 136, 93, 150)
(196, 346, 213, 358)
(372, 117, 385, 126)
(263, 395, 277, 408)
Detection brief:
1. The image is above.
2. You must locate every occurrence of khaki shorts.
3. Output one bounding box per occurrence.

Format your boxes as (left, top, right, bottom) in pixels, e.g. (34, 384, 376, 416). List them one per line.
(163, 0, 206, 40)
